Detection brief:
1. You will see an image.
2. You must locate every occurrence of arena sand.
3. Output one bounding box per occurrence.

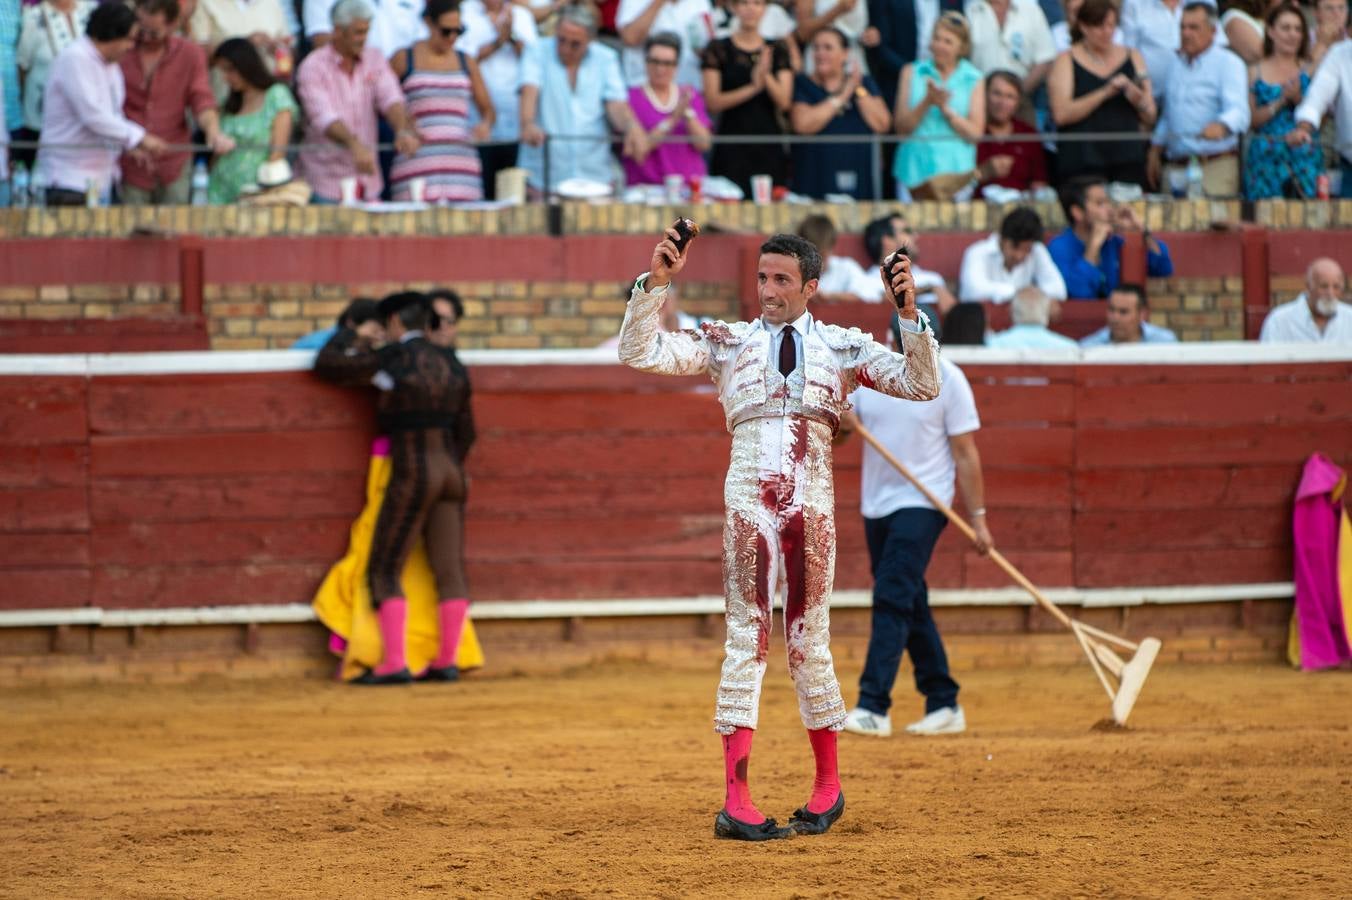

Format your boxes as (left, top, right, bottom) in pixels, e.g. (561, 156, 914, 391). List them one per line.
(1, 658, 1348, 898)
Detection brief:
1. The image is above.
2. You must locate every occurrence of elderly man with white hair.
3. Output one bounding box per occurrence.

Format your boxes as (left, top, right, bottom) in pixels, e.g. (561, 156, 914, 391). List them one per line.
(986, 287, 1079, 349)
(518, 4, 648, 196)
(295, 0, 420, 204)
(1260, 258, 1352, 344)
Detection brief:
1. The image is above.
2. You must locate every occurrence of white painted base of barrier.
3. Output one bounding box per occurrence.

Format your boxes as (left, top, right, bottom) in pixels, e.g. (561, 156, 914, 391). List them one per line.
(0, 583, 1294, 629)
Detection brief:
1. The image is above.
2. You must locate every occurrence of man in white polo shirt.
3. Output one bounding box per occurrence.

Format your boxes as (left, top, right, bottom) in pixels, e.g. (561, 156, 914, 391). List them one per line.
(1259, 258, 1352, 344)
(838, 338, 994, 737)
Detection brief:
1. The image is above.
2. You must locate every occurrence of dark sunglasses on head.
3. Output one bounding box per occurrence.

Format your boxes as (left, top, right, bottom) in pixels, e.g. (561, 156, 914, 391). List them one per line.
(438, 24, 465, 36)
(645, 56, 678, 67)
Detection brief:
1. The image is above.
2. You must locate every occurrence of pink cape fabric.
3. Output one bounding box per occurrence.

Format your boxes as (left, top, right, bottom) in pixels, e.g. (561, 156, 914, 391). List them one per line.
(1292, 453, 1351, 670)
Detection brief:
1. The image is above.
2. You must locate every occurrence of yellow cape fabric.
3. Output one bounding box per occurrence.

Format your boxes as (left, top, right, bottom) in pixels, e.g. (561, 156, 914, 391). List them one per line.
(311, 453, 484, 681)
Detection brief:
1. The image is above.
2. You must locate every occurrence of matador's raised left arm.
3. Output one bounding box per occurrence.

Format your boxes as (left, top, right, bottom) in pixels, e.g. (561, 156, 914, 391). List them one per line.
(842, 314, 942, 401)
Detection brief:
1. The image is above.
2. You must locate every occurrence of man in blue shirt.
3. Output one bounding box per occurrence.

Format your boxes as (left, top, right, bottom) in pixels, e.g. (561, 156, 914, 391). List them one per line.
(1048, 175, 1173, 299)
(1079, 283, 1179, 345)
(293, 297, 383, 349)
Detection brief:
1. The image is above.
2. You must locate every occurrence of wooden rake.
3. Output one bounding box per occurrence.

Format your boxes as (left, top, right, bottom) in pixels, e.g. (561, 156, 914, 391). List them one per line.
(854, 423, 1162, 726)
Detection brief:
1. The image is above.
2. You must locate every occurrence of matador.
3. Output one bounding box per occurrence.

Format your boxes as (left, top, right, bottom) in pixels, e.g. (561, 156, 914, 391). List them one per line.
(619, 228, 941, 840)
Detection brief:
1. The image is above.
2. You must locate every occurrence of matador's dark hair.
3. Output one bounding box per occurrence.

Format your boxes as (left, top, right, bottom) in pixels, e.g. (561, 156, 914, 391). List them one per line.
(378, 291, 432, 330)
(760, 233, 822, 285)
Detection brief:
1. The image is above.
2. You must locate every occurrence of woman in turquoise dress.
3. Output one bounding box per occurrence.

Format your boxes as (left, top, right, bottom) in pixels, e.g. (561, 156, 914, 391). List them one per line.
(1244, 3, 1322, 200)
(891, 11, 985, 199)
(209, 39, 299, 204)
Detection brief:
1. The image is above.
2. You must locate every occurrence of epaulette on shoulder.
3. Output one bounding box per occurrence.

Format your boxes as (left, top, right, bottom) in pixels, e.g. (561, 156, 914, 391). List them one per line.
(817, 322, 873, 351)
(699, 320, 756, 346)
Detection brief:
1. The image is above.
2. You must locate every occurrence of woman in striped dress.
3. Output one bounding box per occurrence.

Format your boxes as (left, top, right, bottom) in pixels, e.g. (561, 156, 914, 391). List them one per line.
(390, 0, 495, 203)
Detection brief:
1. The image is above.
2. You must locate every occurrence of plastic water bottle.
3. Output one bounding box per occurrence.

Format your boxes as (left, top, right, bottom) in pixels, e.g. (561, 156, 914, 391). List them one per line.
(1185, 156, 1204, 199)
(11, 163, 28, 208)
(30, 169, 45, 208)
(190, 159, 210, 206)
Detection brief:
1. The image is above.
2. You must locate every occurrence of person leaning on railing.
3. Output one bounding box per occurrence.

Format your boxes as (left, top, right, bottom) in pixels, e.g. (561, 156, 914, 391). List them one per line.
(891, 10, 984, 200)
(15, 0, 95, 169)
(1288, 37, 1352, 199)
(1244, 2, 1321, 200)
(457, 0, 538, 199)
(209, 38, 298, 203)
(789, 27, 889, 199)
(1048, 0, 1154, 189)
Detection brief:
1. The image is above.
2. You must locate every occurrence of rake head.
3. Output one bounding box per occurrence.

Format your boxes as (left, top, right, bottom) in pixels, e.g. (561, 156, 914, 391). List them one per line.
(1071, 621, 1163, 726)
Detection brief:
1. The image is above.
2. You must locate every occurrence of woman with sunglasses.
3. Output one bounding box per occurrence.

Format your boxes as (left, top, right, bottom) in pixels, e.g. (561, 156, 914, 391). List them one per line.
(623, 32, 713, 185)
(389, 0, 496, 202)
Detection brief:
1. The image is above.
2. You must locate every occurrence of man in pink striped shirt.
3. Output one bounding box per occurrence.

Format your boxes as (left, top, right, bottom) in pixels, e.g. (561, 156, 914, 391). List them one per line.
(296, 0, 420, 203)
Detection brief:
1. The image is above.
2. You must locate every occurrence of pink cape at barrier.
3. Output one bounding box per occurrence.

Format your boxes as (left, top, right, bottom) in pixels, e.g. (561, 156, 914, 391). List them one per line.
(1291, 453, 1352, 670)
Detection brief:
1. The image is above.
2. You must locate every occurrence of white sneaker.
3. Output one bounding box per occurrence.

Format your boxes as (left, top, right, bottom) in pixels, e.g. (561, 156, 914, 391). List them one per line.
(905, 706, 966, 736)
(842, 706, 892, 738)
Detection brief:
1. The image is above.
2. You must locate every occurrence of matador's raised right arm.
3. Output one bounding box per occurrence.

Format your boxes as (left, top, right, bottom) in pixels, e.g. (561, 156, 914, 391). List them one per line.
(617, 276, 712, 377)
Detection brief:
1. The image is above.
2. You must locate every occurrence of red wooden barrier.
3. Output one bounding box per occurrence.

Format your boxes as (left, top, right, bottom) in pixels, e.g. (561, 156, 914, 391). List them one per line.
(3, 355, 1346, 612)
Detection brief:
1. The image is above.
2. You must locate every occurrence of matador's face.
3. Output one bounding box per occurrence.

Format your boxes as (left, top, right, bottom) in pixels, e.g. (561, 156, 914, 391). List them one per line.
(757, 253, 817, 327)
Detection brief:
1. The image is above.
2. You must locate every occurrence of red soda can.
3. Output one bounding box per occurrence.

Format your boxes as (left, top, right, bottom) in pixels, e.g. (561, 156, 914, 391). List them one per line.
(1317, 173, 1331, 200)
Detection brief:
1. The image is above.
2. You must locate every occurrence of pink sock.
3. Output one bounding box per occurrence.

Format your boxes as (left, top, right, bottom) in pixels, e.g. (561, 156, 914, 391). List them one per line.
(722, 727, 765, 823)
(373, 598, 409, 676)
(806, 728, 841, 814)
(431, 598, 469, 669)
(328, 633, 348, 656)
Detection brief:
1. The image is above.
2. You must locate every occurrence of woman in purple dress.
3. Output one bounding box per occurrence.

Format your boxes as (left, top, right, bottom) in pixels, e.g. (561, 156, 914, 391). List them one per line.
(623, 33, 714, 186)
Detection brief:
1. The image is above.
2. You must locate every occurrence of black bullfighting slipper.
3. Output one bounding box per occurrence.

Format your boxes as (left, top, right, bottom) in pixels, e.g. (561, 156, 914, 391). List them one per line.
(352, 667, 414, 685)
(714, 810, 792, 841)
(417, 665, 460, 683)
(788, 792, 845, 835)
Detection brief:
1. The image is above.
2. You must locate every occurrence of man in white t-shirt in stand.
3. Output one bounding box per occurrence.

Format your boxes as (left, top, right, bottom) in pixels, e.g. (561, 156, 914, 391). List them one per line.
(837, 325, 993, 737)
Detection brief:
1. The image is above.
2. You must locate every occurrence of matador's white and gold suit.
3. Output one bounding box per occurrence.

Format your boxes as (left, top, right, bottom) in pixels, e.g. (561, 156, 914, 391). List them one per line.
(619, 276, 942, 735)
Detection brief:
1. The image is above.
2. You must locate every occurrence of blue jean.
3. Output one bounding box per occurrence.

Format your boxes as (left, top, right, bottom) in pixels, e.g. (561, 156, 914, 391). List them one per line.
(857, 507, 960, 716)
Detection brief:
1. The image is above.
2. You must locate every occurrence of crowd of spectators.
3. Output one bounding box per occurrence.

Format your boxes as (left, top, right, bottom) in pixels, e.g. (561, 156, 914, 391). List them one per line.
(0, 0, 1350, 203)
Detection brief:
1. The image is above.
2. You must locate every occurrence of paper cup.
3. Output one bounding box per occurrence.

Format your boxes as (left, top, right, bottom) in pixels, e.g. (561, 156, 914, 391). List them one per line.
(751, 174, 773, 205)
(339, 176, 358, 206)
(409, 177, 427, 203)
(495, 167, 527, 204)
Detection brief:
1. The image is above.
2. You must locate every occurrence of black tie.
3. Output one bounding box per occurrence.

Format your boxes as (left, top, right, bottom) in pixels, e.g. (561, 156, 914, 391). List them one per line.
(778, 326, 796, 378)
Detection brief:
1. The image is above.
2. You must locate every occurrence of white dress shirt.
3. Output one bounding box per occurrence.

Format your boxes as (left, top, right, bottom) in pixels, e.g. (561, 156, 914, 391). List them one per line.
(1259, 296, 1352, 343)
(1150, 41, 1249, 159)
(457, 0, 537, 142)
(958, 232, 1068, 303)
(1295, 40, 1352, 163)
(615, 0, 714, 88)
(36, 37, 145, 195)
(964, 0, 1057, 78)
(1120, 0, 1223, 98)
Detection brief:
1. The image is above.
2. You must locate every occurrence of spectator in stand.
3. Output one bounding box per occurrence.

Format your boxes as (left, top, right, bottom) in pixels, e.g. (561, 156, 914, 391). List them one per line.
(864, 212, 957, 317)
(965, 0, 1056, 99)
(0, 0, 19, 165)
(1050, 0, 1119, 50)
(190, 0, 292, 64)
(520, 5, 645, 195)
(959, 206, 1066, 304)
(1245, 3, 1320, 200)
(796, 0, 871, 76)
(37, 3, 167, 205)
(986, 286, 1078, 348)
(457, 0, 536, 198)
(1048, 0, 1154, 188)
(389, 0, 494, 203)
(976, 70, 1048, 191)
(941, 301, 987, 343)
(1218, 0, 1264, 64)
(426, 287, 464, 347)
(1147, 2, 1249, 197)
(1048, 176, 1172, 299)
(797, 213, 877, 301)
(861, 0, 954, 111)
(1079, 283, 1178, 344)
(790, 28, 890, 198)
(293, 296, 384, 348)
(209, 38, 299, 203)
(616, 0, 713, 88)
(893, 10, 985, 199)
(296, 0, 420, 204)
(622, 32, 713, 186)
(712, 0, 798, 41)
(1121, 0, 1226, 103)
(120, 0, 232, 205)
(1309, 0, 1347, 71)
(1259, 258, 1352, 343)
(305, 0, 426, 56)
(701, 0, 794, 197)
(16, 0, 95, 168)
(1288, 29, 1352, 198)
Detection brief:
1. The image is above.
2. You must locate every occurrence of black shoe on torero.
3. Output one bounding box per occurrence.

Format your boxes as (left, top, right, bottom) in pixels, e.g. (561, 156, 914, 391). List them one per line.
(352, 667, 414, 685)
(714, 810, 793, 841)
(418, 665, 460, 682)
(788, 792, 845, 835)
